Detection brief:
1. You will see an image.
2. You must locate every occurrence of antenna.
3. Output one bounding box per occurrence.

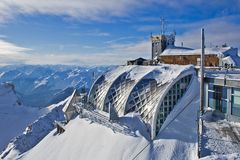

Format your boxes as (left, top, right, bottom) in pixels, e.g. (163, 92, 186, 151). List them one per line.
(160, 17, 166, 35)
(173, 29, 176, 36)
(92, 71, 95, 85)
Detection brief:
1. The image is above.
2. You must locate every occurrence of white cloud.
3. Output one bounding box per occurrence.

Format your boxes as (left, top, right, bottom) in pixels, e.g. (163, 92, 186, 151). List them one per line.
(175, 17, 240, 49)
(31, 40, 150, 65)
(0, 38, 150, 66)
(0, 39, 31, 55)
(136, 16, 240, 50)
(0, 0, 156, 22)
(2, 0, 238, 23)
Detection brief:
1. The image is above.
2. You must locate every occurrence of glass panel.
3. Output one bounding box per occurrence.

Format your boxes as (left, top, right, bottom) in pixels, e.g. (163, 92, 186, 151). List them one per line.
(233, 88, 240, 95)
(155, 74, 192, 136)
(208, 91, 216, 109)
(232, 92, 240, 117)
(208, 85, 228, 113)
(221, 100, 227, 113)
(208, 83, 214, 91)
(233, 95, 240, 105)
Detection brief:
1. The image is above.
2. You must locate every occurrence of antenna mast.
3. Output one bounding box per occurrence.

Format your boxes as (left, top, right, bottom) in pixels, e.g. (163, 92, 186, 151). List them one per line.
(160, 17, 166, 35)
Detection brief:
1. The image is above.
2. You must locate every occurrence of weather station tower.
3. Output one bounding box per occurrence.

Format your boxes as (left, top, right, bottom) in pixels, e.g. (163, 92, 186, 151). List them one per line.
(151, 18, 175, 61)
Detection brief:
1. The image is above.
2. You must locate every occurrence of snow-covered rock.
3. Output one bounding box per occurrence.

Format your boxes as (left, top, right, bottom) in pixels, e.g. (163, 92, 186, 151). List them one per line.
(0, 83, 38, 151)
(0, 99, 67, 159)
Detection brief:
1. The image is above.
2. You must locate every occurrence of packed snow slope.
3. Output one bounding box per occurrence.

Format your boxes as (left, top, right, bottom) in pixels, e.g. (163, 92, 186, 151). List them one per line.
(20, 116, 151, 160)
(0, 83, 38, 151)
(18, 79, 200, 160)
(0, 65, 113, 108)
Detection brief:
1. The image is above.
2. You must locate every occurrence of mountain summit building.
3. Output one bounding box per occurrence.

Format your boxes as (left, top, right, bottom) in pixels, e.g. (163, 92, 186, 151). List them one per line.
(150, 33, 240, 67)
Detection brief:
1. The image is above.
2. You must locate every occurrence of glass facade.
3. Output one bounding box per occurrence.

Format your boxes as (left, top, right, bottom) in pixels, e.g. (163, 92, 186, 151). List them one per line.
(91, 75, 106, 107)
(207, 84, 227, 113)
(155, 75, 192, 136)
(125, 79, 157, 119)
(104, 72, 131, 112)
(231, 88, 240, 117)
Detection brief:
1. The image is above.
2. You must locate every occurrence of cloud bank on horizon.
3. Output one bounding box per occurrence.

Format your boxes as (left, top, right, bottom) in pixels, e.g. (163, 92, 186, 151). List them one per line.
(0, 0, 239, 65)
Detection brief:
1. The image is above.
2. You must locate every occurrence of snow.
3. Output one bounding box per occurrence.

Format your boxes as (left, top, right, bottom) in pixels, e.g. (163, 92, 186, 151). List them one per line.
(200, 111, 240, 158)
(200, 153, 240, 160)
(0, 83, 38, 151)
(151, 77, 200, 160)
(0, 65, 112, 108)
(62, 89, 76, 112)
(126, 64, 194, 85)
(161, 46, 236, 56)
(13, 78, 201, 160)
(19, 116, 150, 160)
(89, 64, 197, 139)
(0, 72, 4, 78)
(2, 64, 238, 160)
(34, 78, 48, 89)
(161, 46, 194, 56)
(1, 98, 67, 159)
(90, 64, 195, 116)
(161, 45, 240, 66)
(222, 56, 235, 66)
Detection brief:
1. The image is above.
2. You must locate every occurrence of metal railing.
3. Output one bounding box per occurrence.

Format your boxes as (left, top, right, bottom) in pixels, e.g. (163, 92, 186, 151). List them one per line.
(73, 103, 136, 137)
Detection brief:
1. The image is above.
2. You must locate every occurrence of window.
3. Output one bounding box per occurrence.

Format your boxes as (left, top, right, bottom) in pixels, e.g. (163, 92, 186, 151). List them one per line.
(103, 72, 130, 112)
(164, 107, 168, 112)
(126, 79, 157, 115)
(155, 74, 192, 136)
(207, 84, 227, 113)
(232, 88, 240, 117)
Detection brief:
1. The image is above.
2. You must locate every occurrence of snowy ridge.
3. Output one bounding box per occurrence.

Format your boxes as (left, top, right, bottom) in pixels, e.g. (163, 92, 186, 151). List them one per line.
(0, 83, 19, 106)
(0, 83, 38, 151)
(0, 65, 112, 108)
(0, 98, 68, 159)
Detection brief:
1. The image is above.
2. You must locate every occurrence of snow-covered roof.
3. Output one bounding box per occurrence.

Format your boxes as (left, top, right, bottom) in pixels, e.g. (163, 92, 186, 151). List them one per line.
(161, 46, 194, 56)
(161, 46, 240, 66)
(222, 56, 235, 65)
(161, 46, 236, 56)
(224, 53, 240, 66)
(88, 65, 136, 110)
(89, 64, 197, 138)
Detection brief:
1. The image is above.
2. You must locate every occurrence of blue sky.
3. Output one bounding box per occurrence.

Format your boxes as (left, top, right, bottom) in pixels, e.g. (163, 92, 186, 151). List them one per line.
(0, 0, 239, 65)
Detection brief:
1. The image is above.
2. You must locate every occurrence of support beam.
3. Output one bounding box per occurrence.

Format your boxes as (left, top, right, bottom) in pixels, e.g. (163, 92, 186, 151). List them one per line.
(200, 28, 205, 115)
